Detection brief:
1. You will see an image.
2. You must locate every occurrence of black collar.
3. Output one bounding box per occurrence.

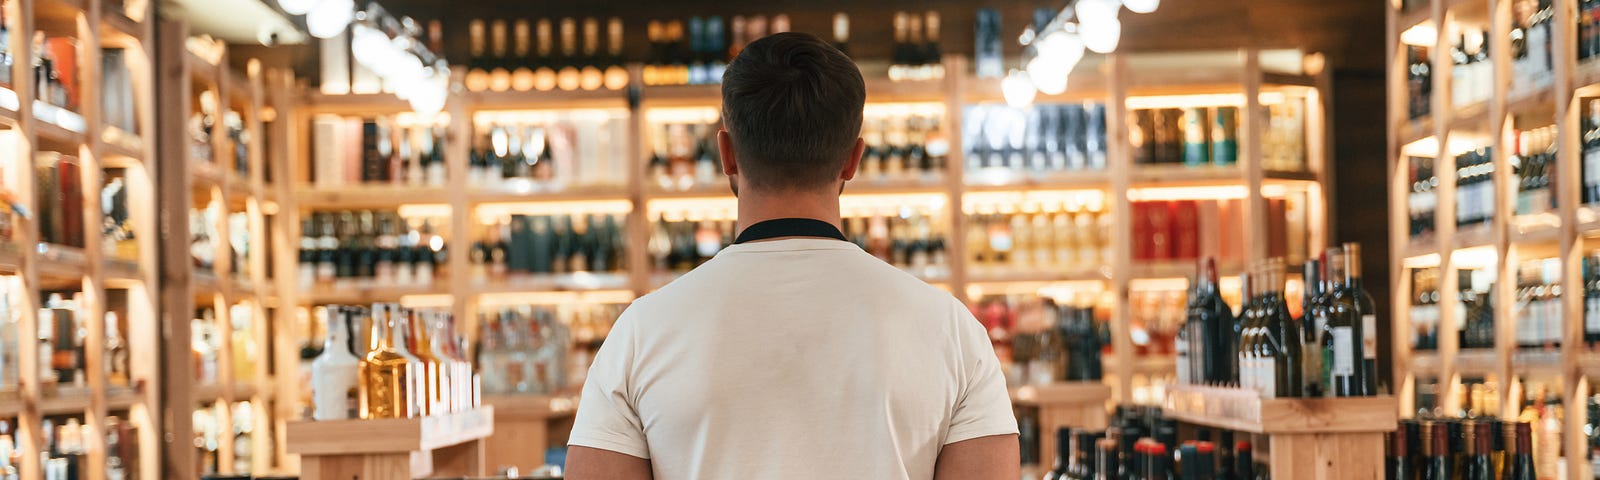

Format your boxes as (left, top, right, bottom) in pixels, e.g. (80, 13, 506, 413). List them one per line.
(733, 218, 848, 244)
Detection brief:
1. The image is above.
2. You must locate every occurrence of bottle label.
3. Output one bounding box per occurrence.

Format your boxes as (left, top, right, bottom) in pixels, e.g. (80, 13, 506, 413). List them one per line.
(1587, 148, 1600, 188)
(1362, 314, 1378, 360)
(1332, 326, 1355, 375)
(1175, 335, 1190, 384)
(1589, 297, 1600, 333)
(1260, 356, 1276, 398)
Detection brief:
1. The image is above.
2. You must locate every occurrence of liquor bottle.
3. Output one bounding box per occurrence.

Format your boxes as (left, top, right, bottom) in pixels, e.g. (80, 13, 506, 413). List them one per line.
(603, 18, 628, 90)
(510, 20, 534, 92)
(407, 309, 443, 416)
(1504, 422, 1535, 479)
(487, 20, 511, 92)
(1211, 107, 1238, 166)
(1095, 438, 1118, 480)
(1588, 255, 1600, 346)
(1462, 421, 1493, 480)
(311, 306, 359, 420)
(358, 304, 421, 419)
(1588, 101, 1600, 205)
(556, 18, 581, 91)
(1239, 272, 1264, 394)
(534, 19, 558, 92)
(924, 11, 945, 79)
(1264, 258, 1304, 398)
(1203, 258, 1234, 385)
(1182, 108, 1209, 166)
(465, 20, 490, 92)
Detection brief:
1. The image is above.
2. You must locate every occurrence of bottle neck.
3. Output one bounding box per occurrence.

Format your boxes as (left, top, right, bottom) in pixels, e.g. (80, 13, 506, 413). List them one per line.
(371, 309, 391, 351)
(323, 311, 348, 354)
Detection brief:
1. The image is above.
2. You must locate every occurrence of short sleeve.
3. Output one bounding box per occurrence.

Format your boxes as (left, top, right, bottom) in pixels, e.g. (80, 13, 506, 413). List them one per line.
(568, 311, 651, 459)
(944, 299, 1021, 445)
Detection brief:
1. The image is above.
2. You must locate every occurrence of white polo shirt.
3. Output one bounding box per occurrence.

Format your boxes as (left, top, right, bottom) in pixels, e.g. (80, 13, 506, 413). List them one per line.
(568, 238, 1019, 479)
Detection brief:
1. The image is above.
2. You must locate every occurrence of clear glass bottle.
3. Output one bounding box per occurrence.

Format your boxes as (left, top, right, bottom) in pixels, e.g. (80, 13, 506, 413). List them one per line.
(407, 309, 443, 416)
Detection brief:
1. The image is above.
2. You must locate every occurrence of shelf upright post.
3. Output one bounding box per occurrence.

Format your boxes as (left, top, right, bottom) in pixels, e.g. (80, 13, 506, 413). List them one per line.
(9, 0, 39, 477)
(626, 65, 649, 298)
(1552, 0, 1588, 474)
(1435, 0, 1465, 418)
(1107, 52, 1135, 404)
(153, 16, 198, 480)
(77, 0, 112, 477)
(445, 71, 472, 342)
(944, 55, 967, 305)
(1241, 48, 1268, 268)
(1487, 0, 1517, 418)
(264, 67, 301, 474)
(1386, 0, 1417, 406)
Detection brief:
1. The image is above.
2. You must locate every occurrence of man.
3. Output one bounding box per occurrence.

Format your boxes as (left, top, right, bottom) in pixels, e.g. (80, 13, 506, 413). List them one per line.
(566, 32, 1019, 479)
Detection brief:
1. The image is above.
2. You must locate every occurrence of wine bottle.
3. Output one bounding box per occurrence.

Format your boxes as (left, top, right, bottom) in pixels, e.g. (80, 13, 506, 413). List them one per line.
(510, 20, 534, 92)
(311, 307, 359, 420)
(580, 18, 603, 91)
(924, 11, 945, 79)
(406, 308, 443, 416)
(889, 12, 909, 81)
(1504, 422, 1534, 479)
(1044, 427, 1070, 480)
(465, 20, 490, 92)
(603, 18, 629, 90)
(1387, 424, 1411, 480)
(534, 19, 557, 92)
(1182, 108, 1209, 166)
(488, 20, 511, 92)
(1267, 259, 1304, 398)
(687, 17, 707, 85)
(556, 18, 581, 91)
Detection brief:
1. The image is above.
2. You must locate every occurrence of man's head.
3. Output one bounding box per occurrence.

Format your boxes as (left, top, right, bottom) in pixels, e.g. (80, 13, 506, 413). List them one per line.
(719, 32, 866, 196)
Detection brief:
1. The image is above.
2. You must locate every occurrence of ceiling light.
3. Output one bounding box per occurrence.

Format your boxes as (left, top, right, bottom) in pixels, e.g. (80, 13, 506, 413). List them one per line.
(278, 0, 317, 15)
(1123, 0, 1160, 14)
(306, 0, 354, 38)
(1002, 70, 1037, 108)
(1081, 18, 1121, 53)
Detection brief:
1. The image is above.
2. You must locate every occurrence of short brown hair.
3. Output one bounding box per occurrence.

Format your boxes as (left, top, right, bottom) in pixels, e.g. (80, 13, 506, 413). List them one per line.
(721, 32, 865, 191)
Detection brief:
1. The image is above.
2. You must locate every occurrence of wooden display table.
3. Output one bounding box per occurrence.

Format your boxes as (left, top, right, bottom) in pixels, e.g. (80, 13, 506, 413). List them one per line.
(1163, 385, 1397, 479)
(286, 407, 495, 480)
(483, 394, 579, 473)
(1011, 382, 1112, 468)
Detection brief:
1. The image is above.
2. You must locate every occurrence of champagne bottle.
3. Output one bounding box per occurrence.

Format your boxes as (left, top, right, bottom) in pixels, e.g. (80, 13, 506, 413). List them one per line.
(488, 20, 512, 92)
(557, 18, 581, 91)
(465, 20, 490, 92)
(603, 18, 629, 90)
(533, 19, 558, 92)
(580, 18, 604, 91)
(510, 20, 535, 92)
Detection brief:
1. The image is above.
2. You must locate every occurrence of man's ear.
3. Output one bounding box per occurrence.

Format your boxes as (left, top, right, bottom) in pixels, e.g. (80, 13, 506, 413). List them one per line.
(718, 129, 738, 176)
(841, 137, 864, 181)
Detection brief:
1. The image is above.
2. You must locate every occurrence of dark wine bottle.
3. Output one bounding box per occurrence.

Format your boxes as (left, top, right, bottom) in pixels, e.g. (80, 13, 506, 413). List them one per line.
(1234, 441, 1254, 480)
(1420, 421, 1449, 480)
(1503, 422, 1535, 480)
(1044, 427, 1070, 480)
(1387, 425, 1412, 480)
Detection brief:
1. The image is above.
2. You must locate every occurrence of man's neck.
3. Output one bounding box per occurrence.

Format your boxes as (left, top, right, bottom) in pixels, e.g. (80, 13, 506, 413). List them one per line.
(736, 190, 843, 237)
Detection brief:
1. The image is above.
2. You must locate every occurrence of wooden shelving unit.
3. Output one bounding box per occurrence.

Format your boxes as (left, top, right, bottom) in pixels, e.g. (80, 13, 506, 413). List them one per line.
(286, 406, 495, 480)
(1387, 0, 1596, 477)
(278, 49, 1330, 470)
(0, 0, 166, 478)
(156, 21, 288, 479)
(1163, 385, 1397, 478)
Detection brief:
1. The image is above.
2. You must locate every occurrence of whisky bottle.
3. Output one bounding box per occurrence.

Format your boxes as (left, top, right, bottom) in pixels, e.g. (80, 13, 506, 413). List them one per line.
(488, 20, 512, 92)
(465, 20, 490, 92)
(533, 19, 558, 92)
(311, 306, 359, 420)
(603, 18, 629, 90)
(557, 18, 581, 91)
(580, 18, 604, 91)
(511, 20, 535, 92)
(358, 304, 421, 419)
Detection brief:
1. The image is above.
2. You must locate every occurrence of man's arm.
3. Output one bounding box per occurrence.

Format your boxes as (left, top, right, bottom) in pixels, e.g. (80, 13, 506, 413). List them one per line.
(934, 434, 1020, 480)
(566, 446, 653, 480)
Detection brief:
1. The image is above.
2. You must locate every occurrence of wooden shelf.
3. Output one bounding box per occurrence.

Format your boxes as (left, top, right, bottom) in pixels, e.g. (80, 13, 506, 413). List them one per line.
(99, 126, 145, 163)
(843, 177, 949, 195)
(296, 186, 449, 209)
(286, 406, 495, 456)
(37, 243, 88, 288)
(193, 383, 225, 403)
(1577, 58, 1600, 90)
(1163, 385, 1397, 434)
(39, 385, 93, 415)
(1009, 382, 1112, 407)
(483, 394, 578, 421)
(965, 170, 1110, 191)
(1447, 101, 1491, 133)
(0, 241, 22, 274)
(299, 282, 446, 304)
(103, 257, 143, 286)
(967, 269, 1109, 285)
(1410, 350, 1442, 375)
(1397, 117, 1434, 149)
(465, 88, 632, 111)
(1453, 223, 1495, 250)
(1506, 85, 1557, 117)
(467, 184, 631, 205)
(0, 392, 21, 417)
(482, 395, 577, 474)
(472, 273, 631, 294)
(1129, 164, 1318, 188)
(106, 387, 142, 411)
(1395, 6, 1432, 34)
(191, 160, 225, 187)
(1454, 349, 1499, 375)
(1509, 349, 1562, 375)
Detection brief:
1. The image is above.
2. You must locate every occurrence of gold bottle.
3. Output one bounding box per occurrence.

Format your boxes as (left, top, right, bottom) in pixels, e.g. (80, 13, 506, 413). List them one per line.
(579, 18, 604, 91)
(511, 20, 536, 92)
(358, 304, 421, 419)
(409, 309, 446, 416)
(603, 18, 629, 90)
(464, 20, 491, 92)
(488, 20, 513, 92)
